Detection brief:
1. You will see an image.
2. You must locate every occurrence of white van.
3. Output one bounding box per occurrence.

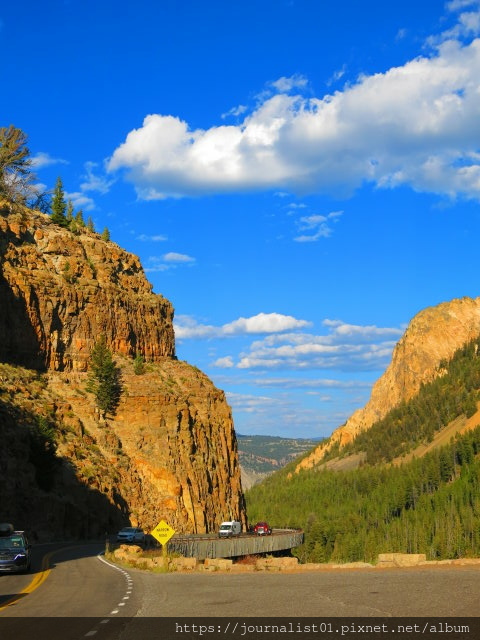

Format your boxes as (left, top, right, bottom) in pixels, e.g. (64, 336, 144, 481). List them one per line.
(218, 521, 242, 538)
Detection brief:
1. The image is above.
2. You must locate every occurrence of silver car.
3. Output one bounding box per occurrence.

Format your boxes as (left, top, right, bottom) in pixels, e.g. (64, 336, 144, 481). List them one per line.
(116, 526, 145, 543)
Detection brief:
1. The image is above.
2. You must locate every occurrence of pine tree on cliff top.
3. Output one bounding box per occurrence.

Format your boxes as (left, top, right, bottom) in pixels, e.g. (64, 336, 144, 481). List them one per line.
(86, 336, 122, 419)
(50, 176, 69, 227)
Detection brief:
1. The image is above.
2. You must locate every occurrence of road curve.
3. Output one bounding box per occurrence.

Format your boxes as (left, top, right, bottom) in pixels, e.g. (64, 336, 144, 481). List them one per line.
(1, 544, 479, 638)
(0, 543, 142, 640)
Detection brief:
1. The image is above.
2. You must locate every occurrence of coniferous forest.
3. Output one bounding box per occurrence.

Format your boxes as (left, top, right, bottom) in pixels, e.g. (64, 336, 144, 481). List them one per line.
(246, 338, 480, 563)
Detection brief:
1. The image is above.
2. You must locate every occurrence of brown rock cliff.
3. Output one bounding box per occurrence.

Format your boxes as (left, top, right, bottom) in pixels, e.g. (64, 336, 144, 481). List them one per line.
(0, 204, 174, 371)
(0, 204, 245, 538)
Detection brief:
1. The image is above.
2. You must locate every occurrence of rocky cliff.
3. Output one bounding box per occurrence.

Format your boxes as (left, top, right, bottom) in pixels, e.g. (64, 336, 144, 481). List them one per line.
(297, 296, 480, 471)
(0, 202, 245, 539)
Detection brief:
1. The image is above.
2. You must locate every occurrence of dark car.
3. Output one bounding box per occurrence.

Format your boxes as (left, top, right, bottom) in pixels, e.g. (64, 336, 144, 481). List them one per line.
(253, 521, 272, 536)
(0, 524, 31, 573)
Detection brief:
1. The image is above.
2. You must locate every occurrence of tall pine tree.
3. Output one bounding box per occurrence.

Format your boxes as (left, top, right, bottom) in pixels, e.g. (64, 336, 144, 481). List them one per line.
(50, 177, 68, 227)
(86, 335, 122, 419)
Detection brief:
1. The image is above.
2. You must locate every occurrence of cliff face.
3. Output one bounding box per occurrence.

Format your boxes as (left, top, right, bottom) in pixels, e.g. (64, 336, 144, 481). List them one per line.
(297, 297, 480, 471)
(0, 203, 174, 371)
(0, 203, 245, 538)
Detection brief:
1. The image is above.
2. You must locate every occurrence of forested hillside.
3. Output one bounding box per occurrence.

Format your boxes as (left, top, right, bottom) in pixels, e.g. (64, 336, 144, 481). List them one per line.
(246, 338, 480, 563)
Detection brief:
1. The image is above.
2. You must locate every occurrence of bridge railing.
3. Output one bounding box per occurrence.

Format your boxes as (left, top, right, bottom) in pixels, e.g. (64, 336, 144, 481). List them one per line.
(166, 529, 304, 560)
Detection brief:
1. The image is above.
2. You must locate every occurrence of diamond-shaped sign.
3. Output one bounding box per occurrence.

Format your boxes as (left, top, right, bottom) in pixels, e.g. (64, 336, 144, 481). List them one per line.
(151, 520, 175, 546)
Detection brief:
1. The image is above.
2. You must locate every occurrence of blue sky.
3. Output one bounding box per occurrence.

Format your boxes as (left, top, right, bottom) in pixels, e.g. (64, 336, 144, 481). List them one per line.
(3, 0, 480, 438)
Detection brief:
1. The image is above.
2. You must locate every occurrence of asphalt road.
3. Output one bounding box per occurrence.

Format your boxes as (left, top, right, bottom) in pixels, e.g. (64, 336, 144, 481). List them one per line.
(132, 566, 480, 617)
(1, 544, 479, 639)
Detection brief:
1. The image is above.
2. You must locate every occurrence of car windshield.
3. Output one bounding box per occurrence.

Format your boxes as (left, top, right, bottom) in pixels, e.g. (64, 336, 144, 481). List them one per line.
(220, 525, 231, 530)
(120, 528, 136, 533)
(0, 535, 24, 549)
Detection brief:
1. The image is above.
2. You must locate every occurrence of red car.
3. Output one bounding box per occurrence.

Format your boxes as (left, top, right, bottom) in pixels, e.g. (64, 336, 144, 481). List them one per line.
(253, 521, 272, 536)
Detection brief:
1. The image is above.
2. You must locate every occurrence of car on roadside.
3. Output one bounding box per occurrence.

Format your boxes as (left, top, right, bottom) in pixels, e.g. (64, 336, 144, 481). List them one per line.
(0, 524, 31, 573)
(116, 526, 145, 544)
(253, 521, 272, 536)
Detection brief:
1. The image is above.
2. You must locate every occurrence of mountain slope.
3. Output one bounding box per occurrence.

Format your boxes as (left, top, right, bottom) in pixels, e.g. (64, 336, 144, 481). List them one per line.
(247, 325, 480, 563)
(297, 297, 480, 471)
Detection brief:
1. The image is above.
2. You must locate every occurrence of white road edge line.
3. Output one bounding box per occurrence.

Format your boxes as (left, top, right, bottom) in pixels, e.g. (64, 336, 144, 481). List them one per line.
(97, 553, 133, 618)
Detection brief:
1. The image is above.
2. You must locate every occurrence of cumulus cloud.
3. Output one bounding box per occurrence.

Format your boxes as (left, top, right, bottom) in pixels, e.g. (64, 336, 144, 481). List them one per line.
(174, 312, 312, 339)
(108, 17, 480, 202)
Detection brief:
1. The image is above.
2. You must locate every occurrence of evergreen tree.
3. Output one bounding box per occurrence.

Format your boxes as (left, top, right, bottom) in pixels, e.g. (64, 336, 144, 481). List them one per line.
(51, 177, 68, 227)
(133, 352, 146, 375)
(86, 336, 122, 418)
(101, 226, 110, 241)
(86, 216, 95, 232)
(66, 200, 74, 223)
(75, 209, 84, 225)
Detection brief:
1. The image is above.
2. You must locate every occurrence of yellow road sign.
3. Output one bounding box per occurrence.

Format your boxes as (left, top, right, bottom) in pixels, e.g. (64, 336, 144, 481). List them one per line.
(151, 520, 175, 546)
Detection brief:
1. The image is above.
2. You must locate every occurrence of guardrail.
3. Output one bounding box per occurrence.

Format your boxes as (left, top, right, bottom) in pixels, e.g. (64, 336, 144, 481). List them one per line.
(165, 529, 304, 560)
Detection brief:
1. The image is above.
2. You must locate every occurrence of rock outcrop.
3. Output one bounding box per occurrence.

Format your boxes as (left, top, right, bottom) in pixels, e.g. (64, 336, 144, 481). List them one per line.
(297, 297, 480, 471)
(0, 203, 245, 539)
(0, 203, 175, 371)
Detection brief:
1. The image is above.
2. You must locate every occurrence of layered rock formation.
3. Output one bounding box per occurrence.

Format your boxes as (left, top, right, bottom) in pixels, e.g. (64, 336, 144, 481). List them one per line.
(0, 203, 245, 538)
(0, 203, 175, 371)
(297, 296, 480, 471)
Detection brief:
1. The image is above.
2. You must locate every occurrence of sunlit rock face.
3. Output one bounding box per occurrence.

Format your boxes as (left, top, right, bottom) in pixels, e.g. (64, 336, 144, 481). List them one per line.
(0, 204, 245, 539)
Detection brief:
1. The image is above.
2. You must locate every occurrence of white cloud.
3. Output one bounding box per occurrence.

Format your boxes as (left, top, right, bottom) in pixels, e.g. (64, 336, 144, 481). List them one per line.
(174, 312, 312, 339)
(137, 233, 167, 242)
(144, 252, 195, 272)
(80, 161, 115, 194)
(251, 377, 373, 390)
(65, 191, 95, 211)
(269, 74, 308, 93)
(326, 66, 346, 86)
(213, 356, 235, 368)
(163, 252, 195, 263)
(226, 391, 282, 414)
(221, 104, 248, 119)
(236, 320, 403, 371)
(428, 1, 480, 45)
(108, 22, 480, 202)
(294, 210, 342, 242)
(31, 152, 68, 169)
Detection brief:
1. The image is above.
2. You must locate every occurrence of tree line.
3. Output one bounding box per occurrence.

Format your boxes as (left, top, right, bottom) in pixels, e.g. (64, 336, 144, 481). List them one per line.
(0, 124, 110, 240)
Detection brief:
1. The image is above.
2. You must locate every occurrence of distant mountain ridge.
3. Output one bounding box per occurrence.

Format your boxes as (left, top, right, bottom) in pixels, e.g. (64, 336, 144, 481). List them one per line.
(237, 434, 319, 488)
